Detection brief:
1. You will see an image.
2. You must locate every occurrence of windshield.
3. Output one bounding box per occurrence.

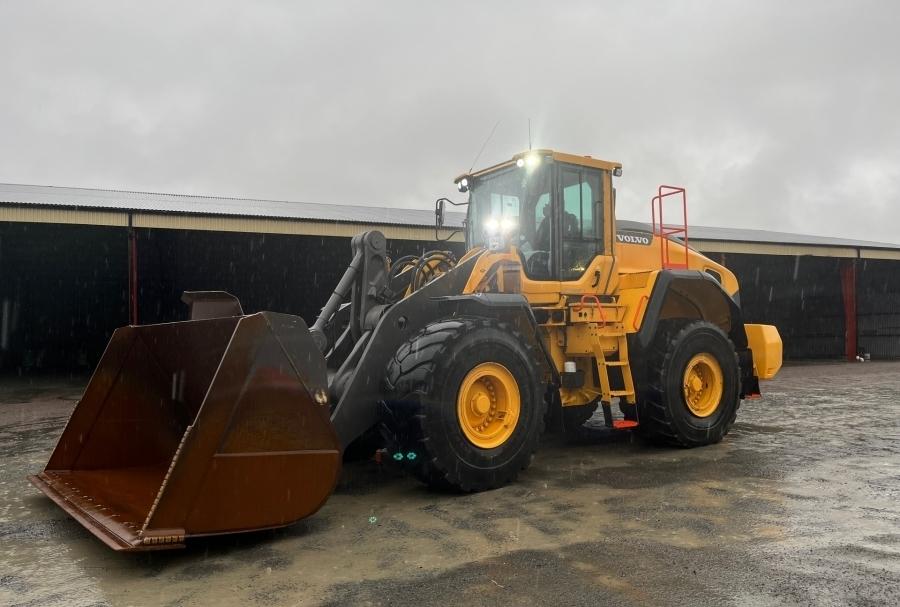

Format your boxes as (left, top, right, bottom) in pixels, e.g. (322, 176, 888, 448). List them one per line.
(466, 163, 552, 252)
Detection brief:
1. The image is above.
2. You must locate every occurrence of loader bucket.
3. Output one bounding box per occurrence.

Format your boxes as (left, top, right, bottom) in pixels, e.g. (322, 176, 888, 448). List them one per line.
(28, 311, 341, 551)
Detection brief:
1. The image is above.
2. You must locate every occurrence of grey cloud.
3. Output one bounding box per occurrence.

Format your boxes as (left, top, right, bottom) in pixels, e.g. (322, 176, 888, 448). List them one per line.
(1, 1, 898, 242)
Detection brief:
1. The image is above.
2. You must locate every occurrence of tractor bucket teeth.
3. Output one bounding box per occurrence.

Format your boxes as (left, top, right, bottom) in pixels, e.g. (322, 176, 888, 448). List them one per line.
(28, 311, 341, 551)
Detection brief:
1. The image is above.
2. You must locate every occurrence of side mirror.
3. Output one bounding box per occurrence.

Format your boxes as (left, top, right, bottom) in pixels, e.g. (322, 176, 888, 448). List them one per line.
(435, 197, 445, 230)
(433, 197, 468, 241)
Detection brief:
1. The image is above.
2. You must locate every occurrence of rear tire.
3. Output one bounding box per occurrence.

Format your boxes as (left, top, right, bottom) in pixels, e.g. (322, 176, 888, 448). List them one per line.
(383, 317, 546, 492)
(636, 320, 740, 447)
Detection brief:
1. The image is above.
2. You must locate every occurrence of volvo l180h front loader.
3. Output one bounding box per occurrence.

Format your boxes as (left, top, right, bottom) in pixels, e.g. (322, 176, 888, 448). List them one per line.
(30, 149, 782, 551)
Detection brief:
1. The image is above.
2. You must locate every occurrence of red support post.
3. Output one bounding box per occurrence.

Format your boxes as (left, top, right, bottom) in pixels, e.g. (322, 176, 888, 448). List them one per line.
(840, 259, 857, 361)
(127, 218, 138, 326)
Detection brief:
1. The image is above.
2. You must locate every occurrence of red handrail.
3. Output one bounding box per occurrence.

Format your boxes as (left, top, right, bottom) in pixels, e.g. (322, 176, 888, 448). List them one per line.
(651, 185, 689, 270)
(573, 294, 606, 322)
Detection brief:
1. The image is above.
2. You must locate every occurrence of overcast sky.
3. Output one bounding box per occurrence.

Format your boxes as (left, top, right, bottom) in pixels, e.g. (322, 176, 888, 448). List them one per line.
(2, 1, 899, 242)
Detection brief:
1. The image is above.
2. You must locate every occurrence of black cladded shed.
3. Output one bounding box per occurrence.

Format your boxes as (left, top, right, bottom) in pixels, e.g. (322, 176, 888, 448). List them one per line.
(2, 183, 899, 375)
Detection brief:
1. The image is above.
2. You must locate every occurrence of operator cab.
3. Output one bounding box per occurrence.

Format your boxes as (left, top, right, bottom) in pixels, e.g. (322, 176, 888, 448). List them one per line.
(456, 150, 621, 282)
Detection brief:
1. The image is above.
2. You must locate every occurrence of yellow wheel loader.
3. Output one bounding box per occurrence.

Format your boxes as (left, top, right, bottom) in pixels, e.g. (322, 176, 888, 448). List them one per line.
(29, 149, 782, 551)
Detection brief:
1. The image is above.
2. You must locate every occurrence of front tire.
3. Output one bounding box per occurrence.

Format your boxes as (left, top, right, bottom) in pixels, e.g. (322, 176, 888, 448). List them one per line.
(383, 317, 546, 492)
(637, 320, 740, 446)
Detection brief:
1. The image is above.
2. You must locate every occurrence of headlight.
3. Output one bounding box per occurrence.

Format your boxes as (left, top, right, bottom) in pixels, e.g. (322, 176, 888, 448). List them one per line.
(484, 216, 517, 235)
(515, 154, 540, 170)
(483, 215, 518, 251)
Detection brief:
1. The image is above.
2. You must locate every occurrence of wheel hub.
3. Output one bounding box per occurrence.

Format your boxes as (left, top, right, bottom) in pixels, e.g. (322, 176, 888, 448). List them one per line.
(682, 353, 724, 418)
(471, 393, 492, 416)
(457, 362, 521, 449)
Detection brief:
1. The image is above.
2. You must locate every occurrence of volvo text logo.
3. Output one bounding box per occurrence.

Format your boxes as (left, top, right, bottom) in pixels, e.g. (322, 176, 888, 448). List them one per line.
(616, 232, 652, 246)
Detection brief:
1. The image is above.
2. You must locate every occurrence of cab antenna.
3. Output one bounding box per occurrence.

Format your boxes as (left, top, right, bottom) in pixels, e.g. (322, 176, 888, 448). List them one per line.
(469, 120, 501, 173)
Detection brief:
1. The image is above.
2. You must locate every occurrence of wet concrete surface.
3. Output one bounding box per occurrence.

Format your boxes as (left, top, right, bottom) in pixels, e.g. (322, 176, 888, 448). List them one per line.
(1, 363, 899, 606)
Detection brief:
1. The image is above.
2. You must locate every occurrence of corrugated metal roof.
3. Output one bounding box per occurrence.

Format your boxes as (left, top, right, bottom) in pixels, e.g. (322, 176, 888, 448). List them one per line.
(617, 219, 900, 251)
(1, 183, 897, 251)
(0, 183, 467, 228)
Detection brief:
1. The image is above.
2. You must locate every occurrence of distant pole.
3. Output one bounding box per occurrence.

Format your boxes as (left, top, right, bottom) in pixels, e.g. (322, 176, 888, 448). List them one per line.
(128, 213, 138, 325)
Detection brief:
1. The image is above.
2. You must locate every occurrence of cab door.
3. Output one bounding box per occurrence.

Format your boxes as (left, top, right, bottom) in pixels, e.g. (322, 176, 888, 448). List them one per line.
(554, 164, 617, 296)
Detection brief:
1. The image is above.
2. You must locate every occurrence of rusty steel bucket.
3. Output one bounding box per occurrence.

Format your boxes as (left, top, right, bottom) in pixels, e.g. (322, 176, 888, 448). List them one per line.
(28, 311, 341, 551)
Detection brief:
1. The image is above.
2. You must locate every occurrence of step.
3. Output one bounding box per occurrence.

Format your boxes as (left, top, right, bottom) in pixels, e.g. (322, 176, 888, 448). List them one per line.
(612, 420, 639, 430)
(600, 361, 629, 367)
(609, 390, 634, 397)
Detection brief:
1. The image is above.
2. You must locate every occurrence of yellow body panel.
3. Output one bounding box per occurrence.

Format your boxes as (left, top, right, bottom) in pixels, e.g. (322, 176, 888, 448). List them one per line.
(616, 235, 740, 298)
(614, 270, 659, 334)
(462, 249, 620, 304)
(745, 324, 783, 380)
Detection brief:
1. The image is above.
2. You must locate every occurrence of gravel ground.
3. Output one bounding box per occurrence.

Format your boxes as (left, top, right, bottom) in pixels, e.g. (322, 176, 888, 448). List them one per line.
(1, 362, 899, 606)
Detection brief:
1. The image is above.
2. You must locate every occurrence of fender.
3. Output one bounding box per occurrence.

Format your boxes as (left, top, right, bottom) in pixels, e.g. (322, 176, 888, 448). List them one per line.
(636, 269, 747, 350)
(433, 293, 557, 385)
(633, 269, 757, 397)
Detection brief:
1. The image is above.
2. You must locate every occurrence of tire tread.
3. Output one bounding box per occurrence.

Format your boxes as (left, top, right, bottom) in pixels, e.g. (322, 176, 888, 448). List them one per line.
(383, 316, 546, 492)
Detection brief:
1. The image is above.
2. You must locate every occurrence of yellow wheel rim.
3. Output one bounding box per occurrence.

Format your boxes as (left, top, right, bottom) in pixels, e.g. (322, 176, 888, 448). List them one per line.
(682, 353, 724, 418)
(456, 362, 521, 449)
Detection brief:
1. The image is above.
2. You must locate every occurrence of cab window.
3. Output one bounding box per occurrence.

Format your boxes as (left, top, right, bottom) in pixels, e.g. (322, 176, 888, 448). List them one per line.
(559, 166, 604, 280)
(490, 192, 520, 218)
